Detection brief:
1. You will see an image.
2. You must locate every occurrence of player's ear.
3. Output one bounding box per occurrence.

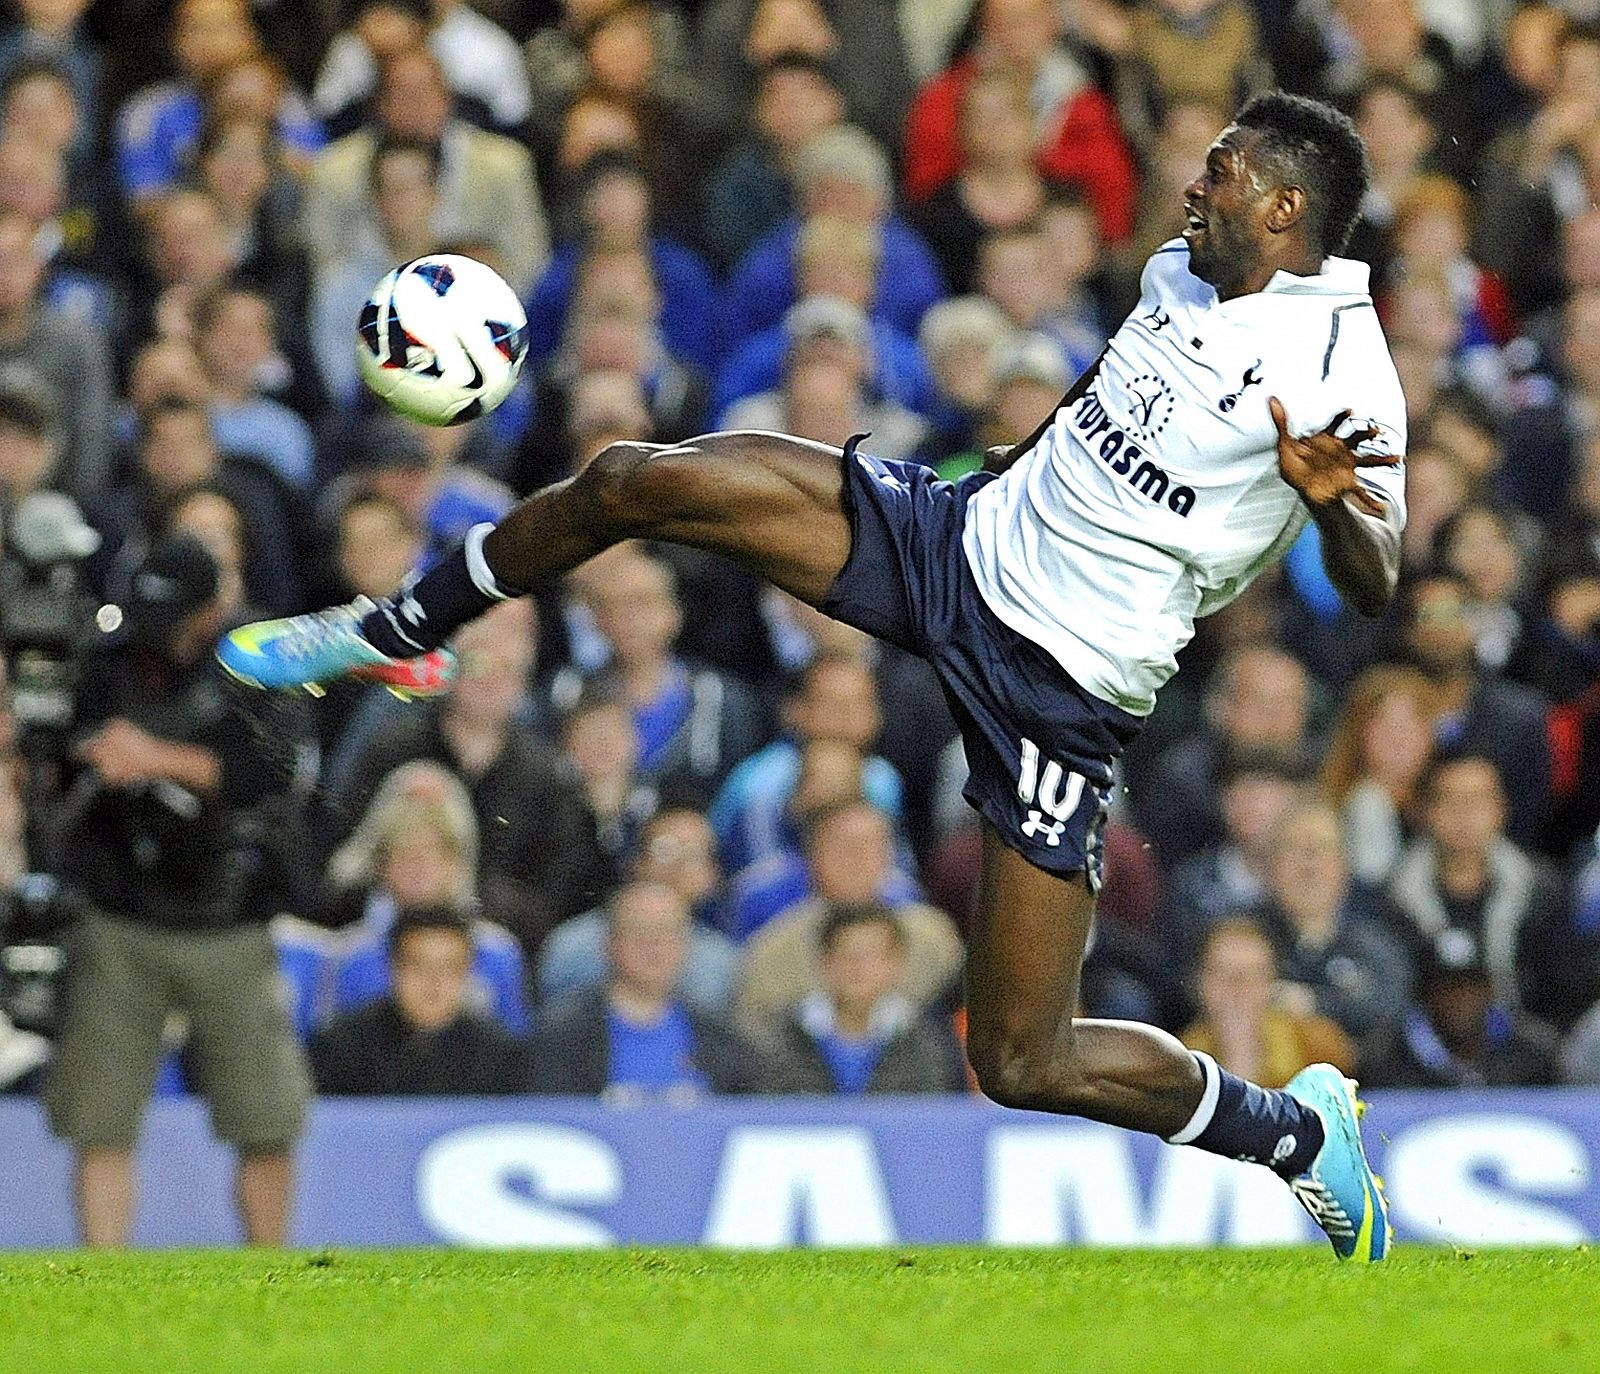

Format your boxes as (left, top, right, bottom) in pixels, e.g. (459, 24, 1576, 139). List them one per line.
(1266, 185, 1307, 236)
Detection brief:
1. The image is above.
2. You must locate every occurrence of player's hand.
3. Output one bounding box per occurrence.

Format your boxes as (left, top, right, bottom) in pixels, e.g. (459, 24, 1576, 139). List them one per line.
(1269, 397, 1394, 517)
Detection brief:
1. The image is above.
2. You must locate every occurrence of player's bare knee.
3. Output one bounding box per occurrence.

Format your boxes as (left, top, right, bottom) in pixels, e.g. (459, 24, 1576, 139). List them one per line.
(581, 440, 675, 535)
(969, 1028, 1100, 1114)
(968, 1031, 1050, 1111)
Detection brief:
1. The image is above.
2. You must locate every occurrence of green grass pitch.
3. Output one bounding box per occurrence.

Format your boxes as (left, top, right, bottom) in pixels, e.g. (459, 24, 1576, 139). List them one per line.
(3, 1248, 1596, 1373)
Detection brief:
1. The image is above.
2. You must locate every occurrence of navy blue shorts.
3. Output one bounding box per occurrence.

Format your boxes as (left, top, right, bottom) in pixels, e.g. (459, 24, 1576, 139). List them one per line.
(821, 439, 1143, 885)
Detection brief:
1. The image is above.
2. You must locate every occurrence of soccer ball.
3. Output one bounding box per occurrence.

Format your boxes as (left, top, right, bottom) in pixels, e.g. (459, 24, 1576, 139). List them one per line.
(356, 254, 529, 426)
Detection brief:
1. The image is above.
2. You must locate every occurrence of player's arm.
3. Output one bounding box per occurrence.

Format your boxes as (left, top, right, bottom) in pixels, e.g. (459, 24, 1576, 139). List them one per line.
(1269, 397, 1402, 618)
(982, 350, 1107, 475)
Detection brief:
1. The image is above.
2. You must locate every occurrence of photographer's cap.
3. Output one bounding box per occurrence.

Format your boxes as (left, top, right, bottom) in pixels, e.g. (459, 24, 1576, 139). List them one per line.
(125, 533, 219, 641)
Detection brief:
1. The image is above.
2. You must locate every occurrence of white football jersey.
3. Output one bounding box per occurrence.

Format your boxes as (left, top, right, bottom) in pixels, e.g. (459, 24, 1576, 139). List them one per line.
(963, 240, 1407, 716)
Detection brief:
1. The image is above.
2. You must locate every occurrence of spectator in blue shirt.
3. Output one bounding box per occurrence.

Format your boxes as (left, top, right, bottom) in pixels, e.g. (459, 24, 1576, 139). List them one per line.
(319, 758, 530, 1033)
(530, 881, 760, 1098)
(526, 150, 717, 374)
(114, 0, 324, 204)
(710, 652, 906, 877)
(195, 284, 317, 489)
(568, 545, 768, 806)
(322, 411, 511, 568)
(717, 124, 944, 361)
(727, 795, 920, 944)
(713, 218, 939, 422)
(761, 904, 966, 1095)
(538, 805, 740, 1013)
(699, 52, 845, 271)
(310, 904, 533, 1096)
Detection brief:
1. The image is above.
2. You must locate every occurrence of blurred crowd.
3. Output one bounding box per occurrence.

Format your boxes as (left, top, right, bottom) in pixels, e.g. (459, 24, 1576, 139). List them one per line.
(3, 0, 1600, 1240)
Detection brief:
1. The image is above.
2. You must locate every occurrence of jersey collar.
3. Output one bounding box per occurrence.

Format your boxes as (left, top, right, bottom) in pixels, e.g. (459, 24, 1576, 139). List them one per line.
(1258, 255, 1371, 298)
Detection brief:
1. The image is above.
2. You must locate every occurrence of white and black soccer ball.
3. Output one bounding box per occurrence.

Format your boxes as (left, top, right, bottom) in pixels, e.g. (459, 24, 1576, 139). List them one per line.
(356, 253, 529, 426)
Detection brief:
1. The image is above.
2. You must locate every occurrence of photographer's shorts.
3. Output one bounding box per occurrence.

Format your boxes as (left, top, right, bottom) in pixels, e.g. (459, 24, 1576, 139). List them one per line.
(44, 912, 311, 1152)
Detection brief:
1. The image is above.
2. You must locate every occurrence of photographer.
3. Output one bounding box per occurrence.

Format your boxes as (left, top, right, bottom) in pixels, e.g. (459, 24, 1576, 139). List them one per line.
(42, 534, 312, 1248)
(0, 375, 100, 854)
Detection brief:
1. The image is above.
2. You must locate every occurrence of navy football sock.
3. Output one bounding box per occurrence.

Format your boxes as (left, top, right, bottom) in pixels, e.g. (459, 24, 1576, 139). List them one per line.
(1166, 1052, 1324, 1177)
(360, 522, 518, 657)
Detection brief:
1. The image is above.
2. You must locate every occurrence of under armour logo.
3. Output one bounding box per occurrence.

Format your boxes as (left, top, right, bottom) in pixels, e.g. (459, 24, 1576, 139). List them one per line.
(1219, 360, 1264, 413)
(1143, 308, 1171, 332)
(1021, 811, 1066, 845)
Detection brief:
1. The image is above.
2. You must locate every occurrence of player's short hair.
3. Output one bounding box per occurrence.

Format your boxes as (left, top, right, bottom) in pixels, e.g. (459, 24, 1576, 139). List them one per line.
(1233, 90, 1370, 257)
(817, 901, 905, 953)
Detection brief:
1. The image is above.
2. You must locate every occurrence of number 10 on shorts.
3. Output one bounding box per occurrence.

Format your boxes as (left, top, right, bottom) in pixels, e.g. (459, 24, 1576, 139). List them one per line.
(1016, 738, 1085, 847)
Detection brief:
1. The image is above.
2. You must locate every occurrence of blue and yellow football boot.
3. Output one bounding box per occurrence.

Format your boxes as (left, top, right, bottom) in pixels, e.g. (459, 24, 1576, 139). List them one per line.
(1283, 1063, 1392, 1263)
(217, 598, 457, 700)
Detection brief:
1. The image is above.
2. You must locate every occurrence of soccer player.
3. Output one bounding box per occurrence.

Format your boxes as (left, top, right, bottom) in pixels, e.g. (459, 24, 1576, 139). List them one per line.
(222, 93, 1403, 1260)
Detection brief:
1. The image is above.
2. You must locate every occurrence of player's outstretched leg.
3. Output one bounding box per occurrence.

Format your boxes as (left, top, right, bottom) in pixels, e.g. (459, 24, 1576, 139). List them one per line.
(963, 824, 1390, 1261)
(218, 431, 854, 693)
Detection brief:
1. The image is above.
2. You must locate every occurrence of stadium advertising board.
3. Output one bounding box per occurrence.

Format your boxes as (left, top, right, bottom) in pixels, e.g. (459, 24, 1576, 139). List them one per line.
(0, 1093, 1595, 1248)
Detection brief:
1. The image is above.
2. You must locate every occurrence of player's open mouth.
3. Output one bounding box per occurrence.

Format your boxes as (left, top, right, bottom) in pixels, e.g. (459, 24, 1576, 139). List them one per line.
(1182, 205, 1207, 243)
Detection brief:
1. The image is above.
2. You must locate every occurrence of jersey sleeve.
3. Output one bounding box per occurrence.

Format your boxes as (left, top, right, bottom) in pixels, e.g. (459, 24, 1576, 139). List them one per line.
(1319, 304, 1408, 529)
